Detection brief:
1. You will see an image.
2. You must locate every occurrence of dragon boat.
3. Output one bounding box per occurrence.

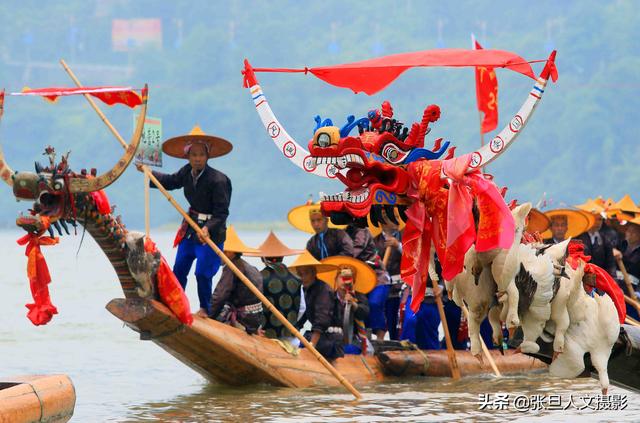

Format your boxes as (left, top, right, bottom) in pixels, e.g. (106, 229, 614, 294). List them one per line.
(0, 76, 546, 390)
(1, 49, 632, 392)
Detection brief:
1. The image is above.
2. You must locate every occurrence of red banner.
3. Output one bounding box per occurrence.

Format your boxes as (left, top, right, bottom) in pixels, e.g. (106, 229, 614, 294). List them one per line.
(474, 41, 499, 134)
(13, 87, 142, 108)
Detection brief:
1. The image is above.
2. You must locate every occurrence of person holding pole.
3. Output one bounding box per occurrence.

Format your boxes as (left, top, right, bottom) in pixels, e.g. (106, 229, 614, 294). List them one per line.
(136, 125, 233, 318)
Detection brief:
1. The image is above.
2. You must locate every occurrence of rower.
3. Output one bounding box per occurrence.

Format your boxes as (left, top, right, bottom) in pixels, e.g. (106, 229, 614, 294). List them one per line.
(289, 251, 341, 359)
(346, 224, 390, 340)
(245, 231, 305, 341)
(210, 226, 264, 334)
(137, 125, 232, 317)
(319, 256, 376, 355)
(373, 220, 403, 340)
(542, 209, 593, 245)
(287, 202, 354, 259)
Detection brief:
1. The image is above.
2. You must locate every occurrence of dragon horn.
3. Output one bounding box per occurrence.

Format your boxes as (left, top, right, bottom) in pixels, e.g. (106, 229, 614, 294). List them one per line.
(68, 85, 148, 193)
(0, 89, 15, 187)
(461, 50, 557, 173)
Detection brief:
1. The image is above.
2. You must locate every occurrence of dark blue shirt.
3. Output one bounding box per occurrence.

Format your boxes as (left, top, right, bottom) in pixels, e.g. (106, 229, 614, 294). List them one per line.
(151, 163, 231, 244)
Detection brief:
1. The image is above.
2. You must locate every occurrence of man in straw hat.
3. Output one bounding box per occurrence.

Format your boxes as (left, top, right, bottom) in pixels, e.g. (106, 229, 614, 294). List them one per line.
(319, 256, 374, 355)
(210, 226, 264, 334)
(288, 202, 354, 259)
(245, 231, 305, 340)
(345, 223, 390, 341)
(542, 208, 594, 245)
(576, 200, 617, 276)
(289, 251, 340, 359)
(138, 125, 233, 318)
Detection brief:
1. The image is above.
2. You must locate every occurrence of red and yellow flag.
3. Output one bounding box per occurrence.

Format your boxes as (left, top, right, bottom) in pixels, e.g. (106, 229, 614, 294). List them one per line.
(474, 40, 498, 134)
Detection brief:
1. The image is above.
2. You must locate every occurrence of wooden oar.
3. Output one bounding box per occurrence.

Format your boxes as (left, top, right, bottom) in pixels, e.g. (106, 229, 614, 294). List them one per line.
(144, 172, 150, 239)
(60, 59, 363, 400)
(427, 256, 461, 380)
(626, 317, 640, 328)
(382, 246, 392, 268)
(616, 257, 640, 315)
(460, 304, 502, 377)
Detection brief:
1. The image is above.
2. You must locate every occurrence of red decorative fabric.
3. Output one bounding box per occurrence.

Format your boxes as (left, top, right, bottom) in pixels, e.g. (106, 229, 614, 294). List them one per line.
(252, 49, 536, 95)
(89, 190, 111, 215)
(14, 87, 142, 108)
(144, 238, 193, 325)
(401, 155, 514, 312)
(16, 218, 60, 326)
(566, 241, 626, 324)
(474, 40, 499, 134)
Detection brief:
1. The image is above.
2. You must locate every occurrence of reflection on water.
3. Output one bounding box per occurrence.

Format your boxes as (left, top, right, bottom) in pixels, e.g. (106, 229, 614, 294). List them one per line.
(122, 376, 639, 422)
(1, 230, 639, 422)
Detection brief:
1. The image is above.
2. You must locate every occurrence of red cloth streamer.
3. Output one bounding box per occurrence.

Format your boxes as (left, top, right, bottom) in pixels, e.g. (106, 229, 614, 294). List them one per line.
(566, 241, 626, 324)
(89, 190, 111, 215)
(248, 49, 536, 95)
(474, 40, 499, 134)
(16, 218, 60, 326)
(144, 238, 193, 326)
(14, 86, 142, 108)
(401, 155, 514, 312)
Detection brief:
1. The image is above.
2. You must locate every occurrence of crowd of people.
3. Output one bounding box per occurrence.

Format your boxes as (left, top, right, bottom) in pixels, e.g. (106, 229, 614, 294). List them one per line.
(144, 125, 639, 360)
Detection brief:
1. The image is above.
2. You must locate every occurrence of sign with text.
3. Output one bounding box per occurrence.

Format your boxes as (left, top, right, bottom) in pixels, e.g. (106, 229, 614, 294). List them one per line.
(135, 115, 162, 167)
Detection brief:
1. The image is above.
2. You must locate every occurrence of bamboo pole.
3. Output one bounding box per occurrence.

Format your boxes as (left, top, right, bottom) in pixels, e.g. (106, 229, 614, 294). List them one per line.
(144, 172, 150, 239)
(427, 258, 461, 379)
(460, 304, 502, 377)
(616, 257, 640, 315)
(60, 59, 363, 400)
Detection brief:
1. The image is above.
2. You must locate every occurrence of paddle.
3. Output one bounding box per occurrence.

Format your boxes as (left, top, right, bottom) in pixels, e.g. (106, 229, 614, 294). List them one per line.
(60, 59, 363, 400)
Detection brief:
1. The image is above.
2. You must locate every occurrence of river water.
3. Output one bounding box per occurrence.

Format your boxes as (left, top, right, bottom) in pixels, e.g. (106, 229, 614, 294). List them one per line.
(1, 229, 639, 422)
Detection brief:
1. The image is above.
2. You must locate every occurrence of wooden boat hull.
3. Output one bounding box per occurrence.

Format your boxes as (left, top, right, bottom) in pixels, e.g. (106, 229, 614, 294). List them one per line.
(0, 375, 75, 423)
(107, 298, 546, 388)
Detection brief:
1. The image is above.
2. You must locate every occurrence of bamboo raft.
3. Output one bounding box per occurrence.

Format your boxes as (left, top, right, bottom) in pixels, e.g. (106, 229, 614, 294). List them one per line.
(107, 297, 546, 388)
(0, 375, 75, 423)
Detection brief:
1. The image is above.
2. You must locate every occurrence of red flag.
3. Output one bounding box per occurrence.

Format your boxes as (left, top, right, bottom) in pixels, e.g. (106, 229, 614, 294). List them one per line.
(246, 48, 536, 95)
(12, 86, 142, 108)
(474, 40, 498, 134)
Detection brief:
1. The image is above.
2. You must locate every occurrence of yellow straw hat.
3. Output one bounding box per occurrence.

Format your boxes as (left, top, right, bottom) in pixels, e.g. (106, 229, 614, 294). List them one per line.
(223, 225, 260, 254)
(611, 194, 640, 215)
(575, 198, 606, 215)
(526, 208, 551, 234)
(244, 231, 305, 257)
(367, 209, 406, 237)
(540, 209, 595, 239)
(287, 202, 346, 234)
(162, 125, 233, 159)
(288, 250, 338, 276)
(317, 256, 376, 294)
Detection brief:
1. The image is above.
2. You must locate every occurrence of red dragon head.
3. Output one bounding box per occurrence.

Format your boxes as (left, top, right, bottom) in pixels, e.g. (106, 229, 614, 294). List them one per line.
(308, 102, 452, 227)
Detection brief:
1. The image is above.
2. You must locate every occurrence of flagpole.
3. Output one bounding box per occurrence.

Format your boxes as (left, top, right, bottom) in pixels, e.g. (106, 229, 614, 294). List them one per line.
(60, 59, 363, 400)
(478, 111, 486, 173)
(144, 172, 150, 238)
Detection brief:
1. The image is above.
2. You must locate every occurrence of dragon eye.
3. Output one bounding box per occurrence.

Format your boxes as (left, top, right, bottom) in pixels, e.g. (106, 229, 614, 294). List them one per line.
(52, 179, 65, 191)
(317, 133, 331, 147)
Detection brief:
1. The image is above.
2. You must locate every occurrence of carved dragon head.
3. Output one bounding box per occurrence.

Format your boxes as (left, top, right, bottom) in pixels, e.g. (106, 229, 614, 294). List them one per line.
(0, 87, 148, 234)
(308, 101, 452, 227)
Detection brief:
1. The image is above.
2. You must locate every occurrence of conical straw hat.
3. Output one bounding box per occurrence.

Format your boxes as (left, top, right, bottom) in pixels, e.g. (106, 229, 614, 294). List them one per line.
(162, 125, 233, 159)
(288, 250, 338, 276)
(526, 208, 551, 234)
(575, 198, 605, 215)
(287, 202, 346, 234)
(223, 225, 260, 254)
(244, 231, 305, 257)
(317, 256, 376, 294)
(611, 194, 640, 214)
(540, 209, 595, 239)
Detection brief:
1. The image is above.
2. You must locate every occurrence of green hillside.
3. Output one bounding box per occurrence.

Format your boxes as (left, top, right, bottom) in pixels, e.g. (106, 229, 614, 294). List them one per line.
(1, 0, 638, 230)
